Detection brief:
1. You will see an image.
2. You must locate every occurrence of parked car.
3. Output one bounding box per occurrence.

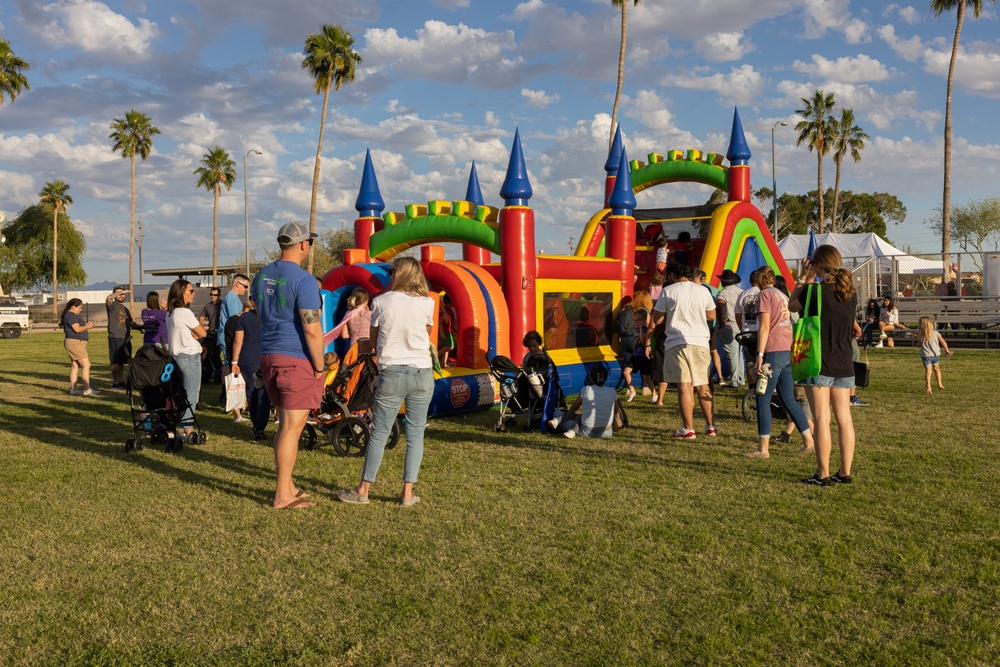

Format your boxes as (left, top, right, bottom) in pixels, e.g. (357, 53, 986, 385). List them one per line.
(0, 295, 29, 338)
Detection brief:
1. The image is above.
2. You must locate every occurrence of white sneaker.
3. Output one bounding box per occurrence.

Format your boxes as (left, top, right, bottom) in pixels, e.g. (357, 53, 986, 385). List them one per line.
(562, 429, 576, 439)
(651, 392, 659, 403)
(69, 388, 84, 396)
(626, 387, 636, 402)
(874, 342, 883, 348)
(546, 417, 561, 430)
(82, 388, 101, 396)
(233, 415, 245, 423)
(880, 333, 887, 339)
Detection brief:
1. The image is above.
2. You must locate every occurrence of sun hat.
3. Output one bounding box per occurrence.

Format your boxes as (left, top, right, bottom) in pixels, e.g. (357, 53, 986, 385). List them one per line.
(717, 269, 742, 286)
(276, 221, 318, 246)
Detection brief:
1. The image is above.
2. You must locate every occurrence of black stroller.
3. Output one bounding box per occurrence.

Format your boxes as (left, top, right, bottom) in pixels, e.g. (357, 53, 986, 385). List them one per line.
(735, 332, 787, 423)
(489, 353, 565, 432)
(125, 344, 207, 452)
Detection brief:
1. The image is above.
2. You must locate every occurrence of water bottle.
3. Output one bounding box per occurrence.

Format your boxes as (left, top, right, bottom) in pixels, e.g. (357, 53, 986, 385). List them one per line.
(755, 362, 772, 395)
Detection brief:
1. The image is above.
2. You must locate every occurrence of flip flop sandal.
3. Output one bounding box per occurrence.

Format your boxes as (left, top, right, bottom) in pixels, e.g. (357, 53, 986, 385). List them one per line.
(276, 498, 315, 509)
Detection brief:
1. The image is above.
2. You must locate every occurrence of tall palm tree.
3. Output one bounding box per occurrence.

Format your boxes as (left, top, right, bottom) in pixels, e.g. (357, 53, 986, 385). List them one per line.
(829, 108, 868, 233)
(609, 0, 641, 148)
(194, 146, 237, 286)
(39, 180, 73, 315)
(795, 90, 836, 233)
(109, 110, 160, 300)
(302, 24, 362, 273)
(0, 38, 30, 106)
(931, 0, 995, 281)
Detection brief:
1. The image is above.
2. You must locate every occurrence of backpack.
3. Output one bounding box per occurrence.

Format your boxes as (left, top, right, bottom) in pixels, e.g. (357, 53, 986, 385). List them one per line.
(614, 306, 637, 355)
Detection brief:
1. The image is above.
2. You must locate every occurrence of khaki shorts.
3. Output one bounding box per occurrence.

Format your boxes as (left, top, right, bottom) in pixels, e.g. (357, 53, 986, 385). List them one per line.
(65, 338, 89, 362)
(663, 344, 710, 386)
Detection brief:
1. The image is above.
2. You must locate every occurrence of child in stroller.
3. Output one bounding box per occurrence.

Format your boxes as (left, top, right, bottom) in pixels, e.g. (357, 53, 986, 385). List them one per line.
(125, 344, 207, 452)
(308, 339, 401, 456)
(490, 331, 566, 432)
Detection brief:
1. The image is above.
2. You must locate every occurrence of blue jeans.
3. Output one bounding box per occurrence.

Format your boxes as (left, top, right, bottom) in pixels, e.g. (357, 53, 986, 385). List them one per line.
(173, 353, 201, 429)
(717, 325, 744, 386)
(862, 322, 878, 346)
(756, 350, 810, 437)
(362, 366, 435, 484)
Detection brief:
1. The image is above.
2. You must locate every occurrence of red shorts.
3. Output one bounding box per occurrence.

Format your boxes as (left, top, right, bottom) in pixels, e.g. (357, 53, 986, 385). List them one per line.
(260, 353, 323, 411)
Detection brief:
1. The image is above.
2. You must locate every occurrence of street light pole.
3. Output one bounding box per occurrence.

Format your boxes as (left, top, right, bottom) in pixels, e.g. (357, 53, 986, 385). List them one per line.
(244, 149, 263, 275)
(771, 120, 787, 241)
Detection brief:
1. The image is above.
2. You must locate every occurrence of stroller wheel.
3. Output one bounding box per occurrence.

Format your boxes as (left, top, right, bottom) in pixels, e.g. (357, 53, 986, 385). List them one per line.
(331, 417, 370, 457)
(742, 389, 757, 423)
(125, 438, 134, 452)
(385, 419, 400, 450)
(298, 423, 317, 451)
(198, 431, 208, 445)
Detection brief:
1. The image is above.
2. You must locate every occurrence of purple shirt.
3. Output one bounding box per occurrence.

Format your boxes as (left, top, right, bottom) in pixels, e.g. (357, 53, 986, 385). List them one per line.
(141, 309, 168, 346)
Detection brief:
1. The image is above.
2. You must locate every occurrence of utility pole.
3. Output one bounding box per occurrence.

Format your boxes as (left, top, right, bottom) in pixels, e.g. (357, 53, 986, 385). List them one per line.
(568, 236, 574, 254)
(136, 217, 144, 282)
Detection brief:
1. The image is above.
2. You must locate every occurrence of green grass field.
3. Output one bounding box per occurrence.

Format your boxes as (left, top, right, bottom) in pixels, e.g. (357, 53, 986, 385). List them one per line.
(1, 332, 998, 666)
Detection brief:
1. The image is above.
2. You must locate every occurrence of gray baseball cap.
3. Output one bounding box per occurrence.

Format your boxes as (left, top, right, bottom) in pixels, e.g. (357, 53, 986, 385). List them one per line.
(277, 221, 318, 245)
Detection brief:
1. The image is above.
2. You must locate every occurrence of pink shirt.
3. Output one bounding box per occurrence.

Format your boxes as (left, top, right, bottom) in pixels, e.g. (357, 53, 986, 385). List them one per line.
(756, 287, 793, 353)
(345, 308, 372, 345)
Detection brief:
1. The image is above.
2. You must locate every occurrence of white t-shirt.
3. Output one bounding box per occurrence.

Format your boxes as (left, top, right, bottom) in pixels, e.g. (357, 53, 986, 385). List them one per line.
(716, 284, 744, 328)
(736, 286, 761, 332)
(580, 385, 619, 438)
(370, 290, 435, 369)
(167, 308, 202, 356)
(653, 280, 716, 350)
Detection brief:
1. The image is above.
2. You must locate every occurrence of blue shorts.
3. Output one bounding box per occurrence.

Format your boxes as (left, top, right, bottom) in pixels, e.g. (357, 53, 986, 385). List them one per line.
(800, 374, 855, 389)
(922, 355, 940, 367)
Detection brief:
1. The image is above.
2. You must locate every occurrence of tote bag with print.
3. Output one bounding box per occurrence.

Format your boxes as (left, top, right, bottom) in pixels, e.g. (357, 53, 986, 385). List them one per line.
(791, 283, 822, 382)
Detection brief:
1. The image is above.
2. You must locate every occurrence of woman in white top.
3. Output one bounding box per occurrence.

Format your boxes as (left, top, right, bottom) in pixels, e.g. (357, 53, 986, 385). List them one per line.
(877, 296, 903, 347)
(166, 279, 207, 435)
(339, 257, 435, 507)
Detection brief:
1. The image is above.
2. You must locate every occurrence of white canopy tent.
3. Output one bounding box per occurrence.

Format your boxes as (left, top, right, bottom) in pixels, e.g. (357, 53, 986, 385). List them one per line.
(777, 233, 943, 274)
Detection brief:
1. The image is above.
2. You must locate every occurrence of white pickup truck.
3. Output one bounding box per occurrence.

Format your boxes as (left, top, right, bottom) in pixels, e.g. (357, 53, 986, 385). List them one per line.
(0, 296, 29, 338)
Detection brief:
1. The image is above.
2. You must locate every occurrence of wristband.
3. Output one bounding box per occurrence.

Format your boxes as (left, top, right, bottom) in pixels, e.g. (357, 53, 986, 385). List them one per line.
(757, 352, 764, 357)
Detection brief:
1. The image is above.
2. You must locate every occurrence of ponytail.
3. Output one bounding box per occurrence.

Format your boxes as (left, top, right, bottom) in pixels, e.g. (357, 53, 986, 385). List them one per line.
(827, 267, 856, 303)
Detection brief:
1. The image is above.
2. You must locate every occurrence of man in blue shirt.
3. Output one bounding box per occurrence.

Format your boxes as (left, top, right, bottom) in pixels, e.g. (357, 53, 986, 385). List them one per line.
(218, 272, 251, 366)
(253, 222, 325, 510)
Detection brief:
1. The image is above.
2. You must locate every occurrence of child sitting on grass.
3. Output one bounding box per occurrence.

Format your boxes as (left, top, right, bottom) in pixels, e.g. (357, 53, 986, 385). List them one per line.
(918, 316, 952, 394)
(546, 366, 622, 439)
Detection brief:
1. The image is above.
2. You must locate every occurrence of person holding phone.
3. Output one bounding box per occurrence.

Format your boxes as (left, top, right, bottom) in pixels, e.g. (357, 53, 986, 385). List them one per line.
(61, 298, 100, 396)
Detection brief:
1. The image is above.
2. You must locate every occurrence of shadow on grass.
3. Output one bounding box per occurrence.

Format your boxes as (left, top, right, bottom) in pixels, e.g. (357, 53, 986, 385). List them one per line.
(0, 393, 335, 506)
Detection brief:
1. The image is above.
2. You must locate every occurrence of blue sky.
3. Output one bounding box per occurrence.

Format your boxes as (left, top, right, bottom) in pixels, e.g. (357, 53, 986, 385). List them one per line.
(1, 0, 999, 284)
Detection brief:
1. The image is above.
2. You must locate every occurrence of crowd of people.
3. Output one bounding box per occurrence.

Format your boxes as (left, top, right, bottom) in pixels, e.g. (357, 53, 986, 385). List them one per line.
(60, 227, 963, 505)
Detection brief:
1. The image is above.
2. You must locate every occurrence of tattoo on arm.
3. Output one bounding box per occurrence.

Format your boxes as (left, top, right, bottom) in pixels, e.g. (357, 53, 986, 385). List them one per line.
(300, 309, 321, 325)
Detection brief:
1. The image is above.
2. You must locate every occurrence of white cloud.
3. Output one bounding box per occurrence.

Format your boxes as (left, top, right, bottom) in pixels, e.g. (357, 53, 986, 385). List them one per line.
(922, 40, 1000, 99)
(791, 54, 892, 83)
(695, 31, 754, 62)
(661, 64, 766, 107)
(843, 18, 871, 44)
(800, 0, 870, 42)
(27, 0, 158, 60)
(882, 4, 921, 25)
(521, 88, 559, 108)
(363, 21, 532, 88)
(0, 170, 36, 204)
(878, 24, 925, 62)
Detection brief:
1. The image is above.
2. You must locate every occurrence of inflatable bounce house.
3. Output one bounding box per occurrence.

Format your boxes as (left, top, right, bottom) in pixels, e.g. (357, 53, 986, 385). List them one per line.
(320, 107, 792, 416)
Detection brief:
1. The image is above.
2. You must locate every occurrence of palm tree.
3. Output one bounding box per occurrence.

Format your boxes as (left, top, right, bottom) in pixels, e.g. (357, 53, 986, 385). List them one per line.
(795, 90, 836, 233)
(39, 180, 73, 315)
(302, 24, 362, 273)
(931, 0, 995, 281)
(194, 146, 237, 286)
(829, 108, 868, 233)
(0, 38, 29, 106)
(109, 110, 160, 300)
(609, 0, 641, 148)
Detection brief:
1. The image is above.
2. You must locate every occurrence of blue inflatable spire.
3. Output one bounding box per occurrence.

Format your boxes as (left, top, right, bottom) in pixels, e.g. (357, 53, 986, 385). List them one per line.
(354, 149, 385, 217)
(499, 128, 532, 205)
(726, 107, 752, 166)
(465, 161, 485, 206)
(608, 146, 636, 215)
(604, 124, 624, 175)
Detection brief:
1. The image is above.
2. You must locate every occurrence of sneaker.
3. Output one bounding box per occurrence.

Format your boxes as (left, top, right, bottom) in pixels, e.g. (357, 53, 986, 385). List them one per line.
(800, 473, 833, 487)
(671, 428, 696, 440)
(111, 382, 126, 389)
(874, 342, 883, 348)
(69, 388, 84, 396)
(773, 432, 791, 444)
(651, 392, 659, 403)
(626, 387, 636, 402)
(233, 415, 245, 423)
(253, 431, 267, 441)
(705, 425, 718, 437)
(717, 379, 727, 387)
(562, 429, 576, 439)
(82, 388, 101, 396)
(850, 396, 869, 407)
(879, 332, 887, 339)
(546, 417, 561, 431)
(831, 470, 854, 484)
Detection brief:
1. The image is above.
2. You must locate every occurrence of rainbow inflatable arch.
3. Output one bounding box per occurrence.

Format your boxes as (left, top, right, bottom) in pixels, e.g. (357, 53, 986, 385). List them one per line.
(320, 108, 792, 416)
